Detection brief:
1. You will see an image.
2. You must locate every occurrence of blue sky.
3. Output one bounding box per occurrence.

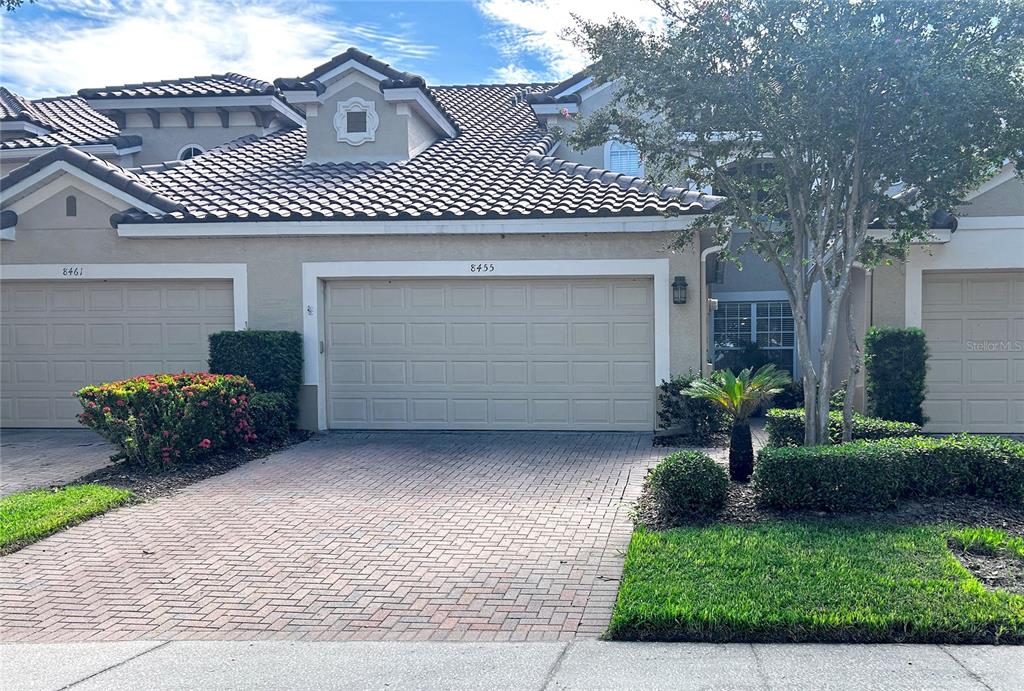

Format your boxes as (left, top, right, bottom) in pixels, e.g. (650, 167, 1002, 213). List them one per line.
(0, 1, 660, 98)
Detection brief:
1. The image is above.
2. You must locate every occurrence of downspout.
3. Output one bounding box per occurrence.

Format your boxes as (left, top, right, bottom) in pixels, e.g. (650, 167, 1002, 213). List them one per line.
(700, 244, 725, 377)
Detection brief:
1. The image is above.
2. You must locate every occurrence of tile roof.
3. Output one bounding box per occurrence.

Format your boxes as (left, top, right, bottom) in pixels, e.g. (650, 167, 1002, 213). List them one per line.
(0, 86, 56, 131)
(0, 90, 136, 152)
(108, 83, 720, 225)
(1, 145, 185, 213)
(77, 73, 277, 99)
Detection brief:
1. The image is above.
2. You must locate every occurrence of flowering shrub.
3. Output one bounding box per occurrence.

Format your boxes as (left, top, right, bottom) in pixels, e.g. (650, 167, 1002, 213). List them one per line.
(75, 373, 257, 467)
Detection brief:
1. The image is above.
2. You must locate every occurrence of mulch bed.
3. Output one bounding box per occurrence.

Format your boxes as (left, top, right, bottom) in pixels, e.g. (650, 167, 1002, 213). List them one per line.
(72, 431, 311, 501)
(636, 479, 1024, 537)
(950, 546, 1024, 596)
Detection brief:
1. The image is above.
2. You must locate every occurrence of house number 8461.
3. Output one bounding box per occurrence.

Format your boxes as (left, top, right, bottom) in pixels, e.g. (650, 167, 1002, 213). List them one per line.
(61, 266, 84, 277)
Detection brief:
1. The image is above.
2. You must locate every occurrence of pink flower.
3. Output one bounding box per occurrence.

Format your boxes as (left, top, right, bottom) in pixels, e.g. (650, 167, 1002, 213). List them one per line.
(102, 406, 111, 414)
(116, 400, 126, 406)
(230, 398, 237, 405)
(198, 438, 212, 449)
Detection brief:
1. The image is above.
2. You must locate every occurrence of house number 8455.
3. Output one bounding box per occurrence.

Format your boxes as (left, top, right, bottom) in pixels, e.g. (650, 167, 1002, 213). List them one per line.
(469, 263, 495, 273)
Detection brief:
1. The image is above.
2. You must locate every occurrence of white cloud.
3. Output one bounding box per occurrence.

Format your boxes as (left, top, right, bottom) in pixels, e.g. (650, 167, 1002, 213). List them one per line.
(491, 63, 544, 83)
(0, 0, 436, 98)
(475, 0, 664, 82)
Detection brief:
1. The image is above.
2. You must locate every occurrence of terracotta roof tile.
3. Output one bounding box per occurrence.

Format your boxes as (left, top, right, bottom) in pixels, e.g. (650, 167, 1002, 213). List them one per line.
(111, 83, 721, 224)
(77, 73, 276, 99)
(0, 91, 130, 151)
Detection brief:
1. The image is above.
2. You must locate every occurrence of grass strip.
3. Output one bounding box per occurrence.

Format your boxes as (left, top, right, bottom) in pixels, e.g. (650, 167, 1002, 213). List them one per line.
(0, 484, 134, 554)
(609, 522, 1024, 643)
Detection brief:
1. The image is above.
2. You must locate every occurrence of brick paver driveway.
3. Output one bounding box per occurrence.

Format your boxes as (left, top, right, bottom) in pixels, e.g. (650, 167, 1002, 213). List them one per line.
(0, 432, 659, 643)
(1, 429, 116, 497)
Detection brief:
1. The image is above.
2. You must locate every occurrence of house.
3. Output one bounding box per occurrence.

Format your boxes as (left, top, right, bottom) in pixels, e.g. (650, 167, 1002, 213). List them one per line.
(1, 49, 1020, 434)
(525, 68, 1024, 435)
(0, 49, 722, 432)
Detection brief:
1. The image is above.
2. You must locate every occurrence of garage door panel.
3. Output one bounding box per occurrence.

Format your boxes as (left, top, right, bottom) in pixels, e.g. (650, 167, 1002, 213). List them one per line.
(922, 270, 1023, 433)
(326, 277, 655, 431)
(1, 280, 233, 428)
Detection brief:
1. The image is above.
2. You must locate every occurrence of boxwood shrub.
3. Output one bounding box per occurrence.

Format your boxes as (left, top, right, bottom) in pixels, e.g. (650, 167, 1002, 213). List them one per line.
(646, 451, 729, 522)
(753, 434, 1024, 512)
(765, 408, 920, 447)
(247, 391, 293, 444)
(209, 330, 302, 421)
(864, 327, 928, 424)
(75, 373, 256, 467)
(657, 372, 728, 444)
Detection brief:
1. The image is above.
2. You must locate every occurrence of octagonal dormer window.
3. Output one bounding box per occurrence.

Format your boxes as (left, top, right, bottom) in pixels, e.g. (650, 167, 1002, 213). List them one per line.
(334, 96, 378, 145)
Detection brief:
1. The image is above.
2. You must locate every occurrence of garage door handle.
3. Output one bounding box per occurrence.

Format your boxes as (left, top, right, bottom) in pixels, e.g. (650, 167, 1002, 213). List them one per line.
(320, 340, 324, 354)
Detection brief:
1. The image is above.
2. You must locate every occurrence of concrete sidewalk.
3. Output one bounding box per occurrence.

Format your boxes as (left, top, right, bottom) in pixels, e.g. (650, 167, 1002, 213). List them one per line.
(2, 640, 1020, 690)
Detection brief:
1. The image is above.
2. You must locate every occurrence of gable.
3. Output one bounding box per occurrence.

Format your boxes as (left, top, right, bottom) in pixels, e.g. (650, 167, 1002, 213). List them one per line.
(14, 179, 124, 231)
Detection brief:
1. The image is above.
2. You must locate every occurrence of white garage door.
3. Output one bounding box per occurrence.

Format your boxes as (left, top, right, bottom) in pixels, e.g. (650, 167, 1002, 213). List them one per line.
(325, 277, 656, 430)
(922, 270, 1024, 433)
(1, 280, 234, 428)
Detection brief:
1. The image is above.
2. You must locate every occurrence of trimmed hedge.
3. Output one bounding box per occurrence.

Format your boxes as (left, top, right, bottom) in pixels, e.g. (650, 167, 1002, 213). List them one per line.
(646, 451, 729, 521)
(209, 330, 302, 421)
(657, 372, 728, 444)
(209, 330, 302, 397)
(765, 408, 920, 447)
(864, 327, 928, 424)
(753, 434, 1024, 512)
(76, 373, 256, 467)
(247, 391, 292, 444)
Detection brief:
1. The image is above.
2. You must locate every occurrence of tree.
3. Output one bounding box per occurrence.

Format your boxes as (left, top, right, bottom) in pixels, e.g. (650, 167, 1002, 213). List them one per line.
(3, 0, 34, 11)
(569, 0, 1024, 445)
(686, 365, 790, 482)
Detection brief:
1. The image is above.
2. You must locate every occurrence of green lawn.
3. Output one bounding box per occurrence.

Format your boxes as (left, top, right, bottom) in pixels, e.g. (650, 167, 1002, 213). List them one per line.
(0, 484, 134, 554)
(609, 522, 1024, 643)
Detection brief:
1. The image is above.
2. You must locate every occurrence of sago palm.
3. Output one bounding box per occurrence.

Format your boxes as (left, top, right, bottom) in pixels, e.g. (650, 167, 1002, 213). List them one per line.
(686, 365, 791, 482)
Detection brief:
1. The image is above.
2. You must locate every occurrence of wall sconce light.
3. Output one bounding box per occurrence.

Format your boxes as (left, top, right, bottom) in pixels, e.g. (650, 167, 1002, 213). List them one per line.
(672, 276, 688, 304)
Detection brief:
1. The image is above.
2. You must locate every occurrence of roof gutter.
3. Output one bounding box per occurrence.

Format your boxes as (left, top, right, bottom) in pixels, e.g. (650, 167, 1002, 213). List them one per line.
(114, 215, 703, 238)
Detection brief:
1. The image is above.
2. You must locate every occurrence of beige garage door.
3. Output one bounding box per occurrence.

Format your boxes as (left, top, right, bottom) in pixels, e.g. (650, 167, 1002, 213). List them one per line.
(325, 277, 655, 430)
(1, 280, 234, 428)
(922, 270, 1024, 433)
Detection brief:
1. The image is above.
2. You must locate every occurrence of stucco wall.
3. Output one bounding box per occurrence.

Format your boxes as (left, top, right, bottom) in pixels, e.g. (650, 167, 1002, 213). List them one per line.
(119, 109, 268, 166)
(869, 262, 907, 328)
(959, 177, 1024, 217)
(711, 232, 786, 294)
(3, 183, 705, 429)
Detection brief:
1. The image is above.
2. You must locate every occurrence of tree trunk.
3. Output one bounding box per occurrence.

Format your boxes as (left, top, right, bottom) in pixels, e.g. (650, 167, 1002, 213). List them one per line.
(729, 420, 754, 483)
(841, 294, 861, 442)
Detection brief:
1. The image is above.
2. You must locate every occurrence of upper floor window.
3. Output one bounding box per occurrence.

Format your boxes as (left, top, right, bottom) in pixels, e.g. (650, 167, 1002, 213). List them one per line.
(65, 195, 77, 217)
(178, 144, 205, 161)
(605, 141, 644, 178)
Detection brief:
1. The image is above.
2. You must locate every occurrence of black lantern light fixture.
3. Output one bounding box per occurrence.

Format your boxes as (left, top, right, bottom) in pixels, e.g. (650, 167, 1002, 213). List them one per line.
(672, 276, 688, 304)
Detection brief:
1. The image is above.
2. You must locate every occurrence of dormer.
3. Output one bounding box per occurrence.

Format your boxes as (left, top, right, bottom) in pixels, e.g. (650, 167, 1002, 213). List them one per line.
(274, 48, 458, 165)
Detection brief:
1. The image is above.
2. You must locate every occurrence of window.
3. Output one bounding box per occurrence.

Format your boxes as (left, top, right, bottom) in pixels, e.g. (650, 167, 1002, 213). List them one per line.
(713, 302, 752, 350)
(346, 110, 367, 134)
(178, 144, 204, 160)
(65, 195, 76, 217)
(334, 97, 379, 145)
(605, 141, 644, 178)
(713, 300, 796, 374)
